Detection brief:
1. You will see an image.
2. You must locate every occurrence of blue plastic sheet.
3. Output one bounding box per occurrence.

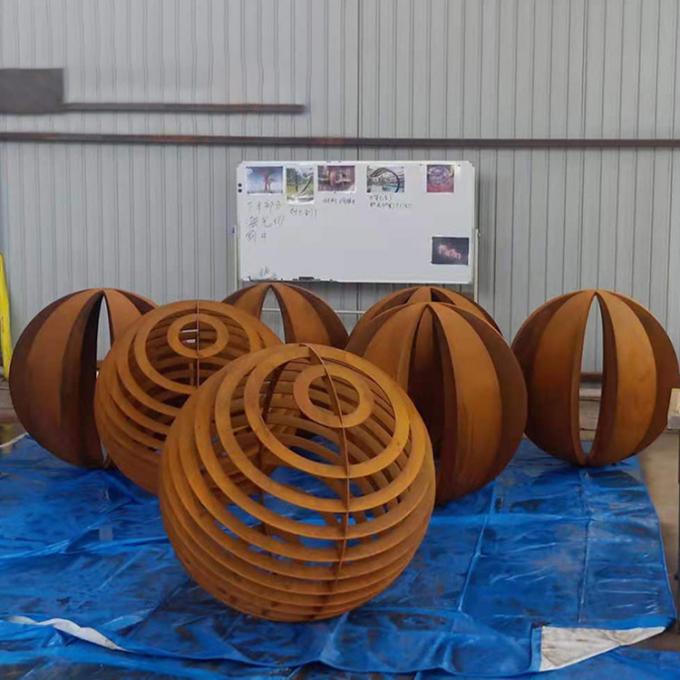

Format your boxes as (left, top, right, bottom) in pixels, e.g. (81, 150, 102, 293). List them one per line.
(3, 629, 680, 680)
(0, 437, 675, 677)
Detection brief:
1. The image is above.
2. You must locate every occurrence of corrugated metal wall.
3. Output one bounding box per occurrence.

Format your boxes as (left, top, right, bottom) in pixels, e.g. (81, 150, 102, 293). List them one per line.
(1, 0, 679, 369)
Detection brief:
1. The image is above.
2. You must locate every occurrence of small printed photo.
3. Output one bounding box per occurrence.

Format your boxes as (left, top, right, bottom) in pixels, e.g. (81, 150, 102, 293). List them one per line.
(286, 165, 314, 203)
(426, 164, 455, 193)
(246, 166, 283, 194)
(367, 165, 405, 193)
(431, 236, 469, 265)
(317, 164, 356, 192)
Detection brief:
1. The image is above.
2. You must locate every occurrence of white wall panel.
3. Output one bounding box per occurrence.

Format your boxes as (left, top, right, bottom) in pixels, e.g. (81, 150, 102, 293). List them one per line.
(357, 0, 680, 367)
(0, 0, 679, 369)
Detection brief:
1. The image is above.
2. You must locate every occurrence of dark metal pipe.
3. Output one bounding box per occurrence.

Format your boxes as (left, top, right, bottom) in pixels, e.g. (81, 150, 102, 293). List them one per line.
(60, 102, 306, 114)
(1, 131, 680, 148)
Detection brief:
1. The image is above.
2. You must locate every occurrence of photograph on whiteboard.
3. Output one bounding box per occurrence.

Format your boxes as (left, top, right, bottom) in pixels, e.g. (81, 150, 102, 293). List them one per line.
(317, 165, 356, 192)
(431, 236, 469, 265)
(426, 164, 455, 193)
(286, 166, 314, 203)
(246, 166, 284, 194)
(366, 165, 405, 193)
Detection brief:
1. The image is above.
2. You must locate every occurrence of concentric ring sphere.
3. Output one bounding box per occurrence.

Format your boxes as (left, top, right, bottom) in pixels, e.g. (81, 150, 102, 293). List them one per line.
(95, 300, 280, 493)
(159, 343, 436, 621)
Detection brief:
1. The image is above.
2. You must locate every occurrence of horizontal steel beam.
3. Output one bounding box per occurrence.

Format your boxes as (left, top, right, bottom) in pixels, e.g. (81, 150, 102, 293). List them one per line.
(1, 131, 680, 148)
(60, 102, 306, 114)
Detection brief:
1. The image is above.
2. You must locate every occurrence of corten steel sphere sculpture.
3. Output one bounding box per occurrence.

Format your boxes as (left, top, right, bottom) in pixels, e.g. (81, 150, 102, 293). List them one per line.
(223, 282, 349, 348)
(347, 302, 527, 504)
(159, 343, 436, 622)
(512, 290, 679, 466)
(9, 288, 155, 467)
(95, 300, 280, 494)
(350, 285, 499, 340)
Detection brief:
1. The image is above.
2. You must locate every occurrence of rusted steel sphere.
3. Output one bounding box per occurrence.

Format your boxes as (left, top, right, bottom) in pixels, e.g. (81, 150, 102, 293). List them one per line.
(512, 289, 679, 466)
(223, 282, 349, 348)
(159, 343, 435, 622)
(350, 285, 499, 340)
(347, 302, 526, 504)
(9, 288, 155, 467)
(95, 300, 280, 494)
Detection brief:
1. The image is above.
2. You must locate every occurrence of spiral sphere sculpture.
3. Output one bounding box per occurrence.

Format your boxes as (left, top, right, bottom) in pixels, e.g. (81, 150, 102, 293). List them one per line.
(347, 302, 526, 504)
(95, 300, 280, 493)
(350, 285, 499, 341)
(512, 289, 679, 466)
(224, 282, 348, 348)
(159, 343, 435, 622)
(10, 288, 155, 467)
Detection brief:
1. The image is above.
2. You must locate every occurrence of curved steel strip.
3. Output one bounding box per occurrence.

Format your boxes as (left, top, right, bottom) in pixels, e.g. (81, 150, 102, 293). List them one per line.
(349, 285, 499, 341)
(224, 282, 348, 348)
(589, 292, 657, 465)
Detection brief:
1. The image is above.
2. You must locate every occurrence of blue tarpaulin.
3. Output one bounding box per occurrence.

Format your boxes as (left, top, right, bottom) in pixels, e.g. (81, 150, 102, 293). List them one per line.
(0, 437, 675, 677)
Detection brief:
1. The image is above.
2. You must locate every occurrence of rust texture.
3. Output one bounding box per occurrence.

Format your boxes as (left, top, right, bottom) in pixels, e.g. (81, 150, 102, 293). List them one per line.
(347, 302, 526, 504)
(94, 300, 280, 494)
(351, 285, 499, 339)
(9, 288, 155, 467)
(512, 289, 680, 466)
(159, 343, 435, 622)
(224, 282, 349, 348)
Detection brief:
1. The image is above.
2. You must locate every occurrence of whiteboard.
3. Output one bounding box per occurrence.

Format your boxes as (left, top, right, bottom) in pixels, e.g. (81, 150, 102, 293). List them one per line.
(236, 160, 475, 284)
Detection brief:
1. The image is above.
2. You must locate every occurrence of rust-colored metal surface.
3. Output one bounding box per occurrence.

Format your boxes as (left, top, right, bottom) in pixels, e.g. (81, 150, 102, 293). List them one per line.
(224, 283, 349, 348)
(512, 289, 680, 466)
(95, 300, 280, 494)
(347, 302, 526, 504)
(350, 286, 499, 340)
(159, 343, 435, 622)
(9, 288, 155, 467)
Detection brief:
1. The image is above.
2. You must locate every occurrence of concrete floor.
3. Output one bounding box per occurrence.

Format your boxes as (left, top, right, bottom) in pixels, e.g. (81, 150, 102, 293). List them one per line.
(638, 434, 680, 650)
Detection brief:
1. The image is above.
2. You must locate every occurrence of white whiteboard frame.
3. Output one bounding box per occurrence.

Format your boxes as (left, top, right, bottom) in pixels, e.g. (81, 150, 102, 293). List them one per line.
(236, 160, 477, 288)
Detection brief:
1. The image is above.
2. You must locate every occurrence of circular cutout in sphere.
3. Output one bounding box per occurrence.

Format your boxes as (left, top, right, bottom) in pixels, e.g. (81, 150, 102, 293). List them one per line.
(347, 302, 526, 504)
(512, 289, 679, 466)
(9, 288, 155, 467)
(95, 300, 280, 493)
(159, 343, 435, 622)
(350, 285, 499, 341)
(223, 282, 348, 348)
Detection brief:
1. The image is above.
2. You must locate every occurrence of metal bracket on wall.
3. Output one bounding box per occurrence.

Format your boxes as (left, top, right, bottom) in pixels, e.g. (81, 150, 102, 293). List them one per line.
(0, 68, 305, 115)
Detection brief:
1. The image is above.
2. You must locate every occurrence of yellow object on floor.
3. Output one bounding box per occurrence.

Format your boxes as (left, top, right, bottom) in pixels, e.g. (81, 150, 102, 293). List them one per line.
(0, 253, 12, 378)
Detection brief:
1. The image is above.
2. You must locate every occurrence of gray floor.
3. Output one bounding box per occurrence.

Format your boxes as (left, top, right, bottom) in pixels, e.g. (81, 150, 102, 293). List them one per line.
(638, 434, 680, 650)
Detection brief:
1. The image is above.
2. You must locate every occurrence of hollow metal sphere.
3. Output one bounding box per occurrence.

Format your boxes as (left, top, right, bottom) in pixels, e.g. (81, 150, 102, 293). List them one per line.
(10, 288, 155, 467)
(347, 301, 526, 504)
(95, 300, 280, 493)
(159, 343, 435, 621)
(512, 289, 679, 465)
